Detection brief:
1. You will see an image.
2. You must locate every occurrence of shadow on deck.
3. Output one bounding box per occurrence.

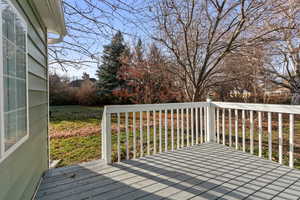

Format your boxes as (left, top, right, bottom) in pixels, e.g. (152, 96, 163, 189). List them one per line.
(36, 143, 300, 200)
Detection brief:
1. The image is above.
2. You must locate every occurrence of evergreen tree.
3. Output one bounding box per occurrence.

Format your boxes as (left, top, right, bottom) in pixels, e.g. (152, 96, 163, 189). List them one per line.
(82, 72, 90, 80)
(135, 38, 143, 62)
(96, 31, 127, 95)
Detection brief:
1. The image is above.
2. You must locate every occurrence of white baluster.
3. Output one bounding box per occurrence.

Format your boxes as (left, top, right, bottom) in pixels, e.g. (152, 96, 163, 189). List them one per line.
(117, 113, 121, 162)
(222, 108, 225, 145)
(147, 111, 150, 155)
(171, 109, 174, 151)
(159, 110, 162, 153)
(258, 111, 262, 157)
(278, 113, 283, 164)
(250, 110, 254, 154)
(268, 112, 272, 161)
(196, 107, 199, 145)
(177, 108, 180, 149)
(204, 107, 207, 142)
(200, 107, 203, 144)
(187, 108, 190, 146)
(153, 110, 156, 154)
(235, 109, 238, 150)
(181, 108, 184, 147)
(217, 108, 220, 144)
(191, 108, 194, 146)
(165, 110, 168, 152)
(133, 112, 136, 158)
(125, 112, 129, 160)
(229, 109, 232, 147)
(242, 110, 245, 152)
(289, 114, 294, 168)
(140, 111, 143, 157)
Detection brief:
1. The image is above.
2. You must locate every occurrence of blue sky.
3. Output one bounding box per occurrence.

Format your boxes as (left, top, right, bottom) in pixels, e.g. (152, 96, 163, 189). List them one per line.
(50, 0, 154, 79)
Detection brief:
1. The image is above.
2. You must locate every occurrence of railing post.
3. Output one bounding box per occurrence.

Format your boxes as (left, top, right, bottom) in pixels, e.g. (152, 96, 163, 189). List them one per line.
(101, 107, 112, 164)
(206, 98, 215, 142)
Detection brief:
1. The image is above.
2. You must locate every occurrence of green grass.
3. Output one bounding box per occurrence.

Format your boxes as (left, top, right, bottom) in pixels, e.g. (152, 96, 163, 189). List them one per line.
(49, 105, 103, 167)
(50, 106, 103, 131)
(50, 105, 103, 121)
(51, 135, 101, 167)
(50, 106, 300, 169)
(50, 105, 188, 167)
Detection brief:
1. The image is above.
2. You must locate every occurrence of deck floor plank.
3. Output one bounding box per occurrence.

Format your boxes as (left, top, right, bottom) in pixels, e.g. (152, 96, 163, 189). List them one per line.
(36, 143, 300, 200)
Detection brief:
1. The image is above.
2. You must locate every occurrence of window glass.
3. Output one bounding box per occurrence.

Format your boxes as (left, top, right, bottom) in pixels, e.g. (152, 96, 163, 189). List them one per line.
(4, 77, 17, 111)
(3, 38, 16, 76)
(15, 18, 26, 50)
(17, 79, 26, 108)
(17, 109, 26, 139)
(4, 112, 17, 151)
(1, 0, 27, 153)
(2, 3, 15, 43)
(16, 49, 25, 79)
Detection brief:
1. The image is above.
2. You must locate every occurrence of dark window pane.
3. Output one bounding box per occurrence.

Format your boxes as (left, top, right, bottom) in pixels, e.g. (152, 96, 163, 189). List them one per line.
(4, 77, 16, 112)
(17, 79, 26, 108)
(16, 50, 26, 79)
(2, 1, 15, 43)
(16, 18, 26, 50)
(17, 109, 26, 139)
(3, 38, 16, 76)
(4, 111, 17, 151)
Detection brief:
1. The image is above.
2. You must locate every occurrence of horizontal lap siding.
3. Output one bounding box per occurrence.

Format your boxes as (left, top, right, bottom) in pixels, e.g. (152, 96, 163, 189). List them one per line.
(29, 73, 47, 91)
(28, 56, 47, 80)
(29, 92, 48, 108)
(1, 132, 47, 199)
(28, 38, 46, 65)
(0, 0, 48, 200)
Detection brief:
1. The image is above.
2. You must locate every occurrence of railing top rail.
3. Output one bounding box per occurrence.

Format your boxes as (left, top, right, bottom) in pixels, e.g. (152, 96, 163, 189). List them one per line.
(213, 101, 300, 114)
(103, 100, 300, 114)
(105, 102, 210, 114)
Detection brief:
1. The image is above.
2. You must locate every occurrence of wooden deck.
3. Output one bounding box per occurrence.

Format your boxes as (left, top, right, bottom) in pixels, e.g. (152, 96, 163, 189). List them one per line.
(36, 143, 300, 200)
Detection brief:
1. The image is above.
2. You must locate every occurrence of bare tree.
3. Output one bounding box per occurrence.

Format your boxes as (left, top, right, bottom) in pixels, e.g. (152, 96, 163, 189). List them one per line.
(49, 0, 148, 71)
(213, 47, 267, 103)
(115, 43, 181, 104)
(152, 0, 282, 101)
(264, 0, 300, 104)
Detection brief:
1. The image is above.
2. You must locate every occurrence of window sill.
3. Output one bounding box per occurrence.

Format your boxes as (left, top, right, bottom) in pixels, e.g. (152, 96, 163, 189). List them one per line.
(0, 134, 29, 164)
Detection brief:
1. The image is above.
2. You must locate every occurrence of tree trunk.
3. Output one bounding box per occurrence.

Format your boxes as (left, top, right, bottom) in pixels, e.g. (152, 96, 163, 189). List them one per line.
(291, 92, 300, 105)
(291, 75, 300, 105)
(192, 87, 203, 102)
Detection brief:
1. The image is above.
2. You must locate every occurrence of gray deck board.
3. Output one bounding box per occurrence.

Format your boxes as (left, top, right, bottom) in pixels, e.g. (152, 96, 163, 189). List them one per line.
(36, 143, 300, 200)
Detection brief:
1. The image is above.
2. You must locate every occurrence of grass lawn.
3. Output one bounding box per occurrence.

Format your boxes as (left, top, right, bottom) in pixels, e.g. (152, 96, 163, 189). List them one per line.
(49, 105, 183, 167)
(50, 105, 300, 169)
(50, 105, 103, 167)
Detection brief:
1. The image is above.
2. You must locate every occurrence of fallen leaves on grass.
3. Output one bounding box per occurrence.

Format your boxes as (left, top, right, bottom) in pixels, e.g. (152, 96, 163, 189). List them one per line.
(50, 125, 100, 139)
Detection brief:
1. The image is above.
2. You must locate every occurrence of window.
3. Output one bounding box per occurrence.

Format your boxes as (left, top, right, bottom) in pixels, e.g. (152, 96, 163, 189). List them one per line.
(0, 0, 28, 161)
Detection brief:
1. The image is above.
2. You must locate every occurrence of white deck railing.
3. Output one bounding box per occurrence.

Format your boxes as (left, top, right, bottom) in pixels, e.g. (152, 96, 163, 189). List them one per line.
(101, 100, 300, 168)
(213, 102, 300, 168)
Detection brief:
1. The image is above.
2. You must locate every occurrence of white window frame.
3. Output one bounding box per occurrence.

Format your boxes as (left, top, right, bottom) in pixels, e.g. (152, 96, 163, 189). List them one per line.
(0, 0, 29, 163)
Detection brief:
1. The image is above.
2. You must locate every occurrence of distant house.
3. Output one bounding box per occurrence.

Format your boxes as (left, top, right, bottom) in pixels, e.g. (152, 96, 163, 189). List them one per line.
(264, 85, 290, 97)
(69, 78, 97, 88)
(0, 0, 66, 199)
